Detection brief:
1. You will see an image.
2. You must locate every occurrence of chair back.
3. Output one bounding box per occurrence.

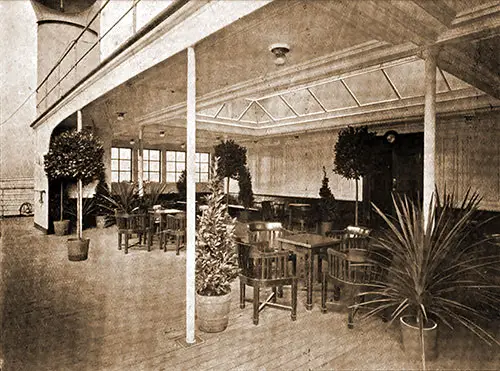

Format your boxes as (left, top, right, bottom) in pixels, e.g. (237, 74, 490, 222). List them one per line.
(326, 248, 376, 285)
(115, 212, 149, 232)
(247, 221, 287, 250)
(261, 201, 273, 221)
(238, 242, 296, 280)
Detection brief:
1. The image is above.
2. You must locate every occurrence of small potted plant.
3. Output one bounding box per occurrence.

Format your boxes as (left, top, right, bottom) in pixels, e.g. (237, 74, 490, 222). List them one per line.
(44, 129, 104, 260)
(196, 159, 239, 333)
(317, 166, 336, 235)
(356, 190, 500, 370)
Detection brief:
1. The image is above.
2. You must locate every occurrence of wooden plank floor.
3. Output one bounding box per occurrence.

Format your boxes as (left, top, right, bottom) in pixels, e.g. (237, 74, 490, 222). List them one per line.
(1, 217, 499, 370)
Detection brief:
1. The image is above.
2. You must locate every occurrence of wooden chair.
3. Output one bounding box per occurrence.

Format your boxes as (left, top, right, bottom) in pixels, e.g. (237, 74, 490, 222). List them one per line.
(165, 212, 186, 254)
(115, 212, 152, 254)
(238, 242, 298, 325)
(261, 201, 273, 221)
(247, 221, 291, 250)
(321, 247, 378, 328)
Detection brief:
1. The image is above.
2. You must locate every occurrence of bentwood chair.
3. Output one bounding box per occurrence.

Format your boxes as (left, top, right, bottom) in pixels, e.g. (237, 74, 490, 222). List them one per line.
(115, 212, 152, 254)
(321, 247, 378, 328)
(238, 242, 298, 325)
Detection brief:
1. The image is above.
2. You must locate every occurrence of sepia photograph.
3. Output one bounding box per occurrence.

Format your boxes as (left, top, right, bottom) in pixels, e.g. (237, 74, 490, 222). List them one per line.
(1, 0, 500, 369)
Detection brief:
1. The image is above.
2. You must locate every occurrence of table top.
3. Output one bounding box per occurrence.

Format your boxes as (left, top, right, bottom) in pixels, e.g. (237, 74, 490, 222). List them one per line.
(277, 233, 340, 248)
(149, 208, 184, 214)
(228, 204, 259, 212)
(288, 203, 311, 208)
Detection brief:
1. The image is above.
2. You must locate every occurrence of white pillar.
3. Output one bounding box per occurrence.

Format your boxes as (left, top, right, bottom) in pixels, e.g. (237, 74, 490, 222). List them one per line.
(138, 125, 144, 197)
(423, 48, 437, 227)
(185, 46, 196, 344)
(77, 110, 83, 240)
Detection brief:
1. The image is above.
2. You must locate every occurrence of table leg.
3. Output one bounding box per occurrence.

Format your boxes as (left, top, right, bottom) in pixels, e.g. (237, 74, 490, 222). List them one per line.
(306, 252, 313, 310)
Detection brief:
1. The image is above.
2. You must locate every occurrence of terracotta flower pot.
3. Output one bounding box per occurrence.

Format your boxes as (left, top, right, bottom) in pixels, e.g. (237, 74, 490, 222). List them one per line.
(67, 238, 90, 261)
(196, 292, 231, 333)
(53, 220, 70, 236)
(400, 315, 438, 361)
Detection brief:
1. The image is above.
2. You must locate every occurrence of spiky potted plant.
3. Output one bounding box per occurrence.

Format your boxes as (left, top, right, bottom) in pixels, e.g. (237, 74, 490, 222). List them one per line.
(356, 190, 500, 370)
(44, 129, 104, 260)
(196, 159, 239, 333)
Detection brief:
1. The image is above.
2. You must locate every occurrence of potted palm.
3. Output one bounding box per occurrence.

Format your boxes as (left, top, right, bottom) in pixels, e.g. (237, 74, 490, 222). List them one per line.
(196, 160, 239, 333)
(317, 166, 336, 235)
(44, 129, 104, 260)
(357, 190, 500, 370)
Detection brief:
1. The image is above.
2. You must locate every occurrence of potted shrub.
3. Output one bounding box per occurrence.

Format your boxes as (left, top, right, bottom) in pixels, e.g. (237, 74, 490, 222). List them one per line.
(43, 129, 104, 261)
(237, 165, 254, 221)
(196, 160, 239, 333)
(333, 126, 378, 226)
(214, 139, 248, 211)
(317, 166, 336, 235)
(357, 190, 500, 370)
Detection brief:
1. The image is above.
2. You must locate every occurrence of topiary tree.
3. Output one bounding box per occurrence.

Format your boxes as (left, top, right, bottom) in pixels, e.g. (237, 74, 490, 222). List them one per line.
(176, 169, 187, 200)
(333, 125, 377, 226)
(318, 166, 336, 223)
(213, 139, 248, 210)
(237, 165, 254, 210)
(44, 129, 104, 239)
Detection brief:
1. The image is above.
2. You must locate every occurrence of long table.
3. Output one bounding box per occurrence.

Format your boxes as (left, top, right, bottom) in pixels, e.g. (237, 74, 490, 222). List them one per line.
(277, 233, 341, 310)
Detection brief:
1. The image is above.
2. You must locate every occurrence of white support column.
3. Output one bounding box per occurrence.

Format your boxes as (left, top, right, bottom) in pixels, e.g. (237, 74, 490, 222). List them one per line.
(185, 46, 196, 344)
(423, 48, 438, 227)
(138, 125, 144, 197)
(77, 110, 83, 240)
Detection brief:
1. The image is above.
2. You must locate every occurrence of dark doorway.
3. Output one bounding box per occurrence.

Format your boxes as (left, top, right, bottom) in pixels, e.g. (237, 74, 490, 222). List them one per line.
(364, 131, 423, 226)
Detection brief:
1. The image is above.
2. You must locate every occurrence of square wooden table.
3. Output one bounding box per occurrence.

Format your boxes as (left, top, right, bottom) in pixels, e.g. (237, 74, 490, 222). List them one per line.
(277, 233, 340, 310)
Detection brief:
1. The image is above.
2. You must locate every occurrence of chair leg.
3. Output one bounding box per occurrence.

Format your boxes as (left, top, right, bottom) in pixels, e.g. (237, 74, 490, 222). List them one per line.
(333, 285, 341, 301)
(253, 285, 260, 325)
(147, 232, 151, 252)
(118, 233, 122, 250)
(240, 281, 246, 309)
(291, 280, 297, 321)
(272, 287, 277, 303)
(321, 273, 328, 313)
(176, 235, 181, 255)
(317, 256, 323, 283)
(348, 309, 354, 329)
(124, 233, 129, 254)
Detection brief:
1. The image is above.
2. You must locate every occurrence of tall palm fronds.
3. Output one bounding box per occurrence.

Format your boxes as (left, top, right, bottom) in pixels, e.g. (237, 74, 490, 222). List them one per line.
(357, 190, 500, 369)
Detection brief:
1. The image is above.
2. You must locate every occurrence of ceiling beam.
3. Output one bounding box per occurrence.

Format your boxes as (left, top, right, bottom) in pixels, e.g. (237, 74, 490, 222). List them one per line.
(439, 45, 500, 99)
(412, 0, 456, 26)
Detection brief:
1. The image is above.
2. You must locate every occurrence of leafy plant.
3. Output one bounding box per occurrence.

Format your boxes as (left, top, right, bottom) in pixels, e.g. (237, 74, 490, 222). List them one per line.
(214, 140, 248, 208)
(97, 182, 139, 215)
(138, 182, 168, 212)
(196, 159, 239, 296)
(176, 170, 187, 200)
(44, 129, 104, 238)
(318, 166, 336, 222)
(237, 165, 254, 209)
(357, 190, 500, 369)
(334, 126, 378, 225)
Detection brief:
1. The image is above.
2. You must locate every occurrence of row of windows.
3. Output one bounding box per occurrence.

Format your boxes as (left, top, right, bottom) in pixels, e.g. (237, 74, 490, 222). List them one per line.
(111, 148, 210, 183)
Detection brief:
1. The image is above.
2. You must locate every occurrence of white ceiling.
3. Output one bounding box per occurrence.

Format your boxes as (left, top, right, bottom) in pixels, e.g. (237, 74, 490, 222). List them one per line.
(84, 0, 500, 147)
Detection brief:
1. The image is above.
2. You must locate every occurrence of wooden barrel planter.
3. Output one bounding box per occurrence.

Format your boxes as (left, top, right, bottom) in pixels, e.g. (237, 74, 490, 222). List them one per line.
(196, 292, 232, 333)
(67, 238, 90, 261)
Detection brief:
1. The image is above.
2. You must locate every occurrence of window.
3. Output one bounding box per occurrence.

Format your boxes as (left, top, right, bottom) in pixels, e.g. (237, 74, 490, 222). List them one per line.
(165, 151, 211, 183)
(166, 151, 185, 182)
(142, 149, 161, 182)
(196, 152, 210, 182)
(111, 147, 132, 182)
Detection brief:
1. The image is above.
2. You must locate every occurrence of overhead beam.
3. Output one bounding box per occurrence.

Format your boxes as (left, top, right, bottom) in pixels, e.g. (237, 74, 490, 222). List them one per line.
(439, 45, 500, 99)
(413, 0, 456, 26)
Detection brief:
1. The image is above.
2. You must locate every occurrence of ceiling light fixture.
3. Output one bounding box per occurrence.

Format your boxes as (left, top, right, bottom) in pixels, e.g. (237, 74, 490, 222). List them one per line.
(130, 138, 135, 145)
(269, 43, 290, 66)
(117, 112, 126, 121)
(159, 130, 165, 137)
